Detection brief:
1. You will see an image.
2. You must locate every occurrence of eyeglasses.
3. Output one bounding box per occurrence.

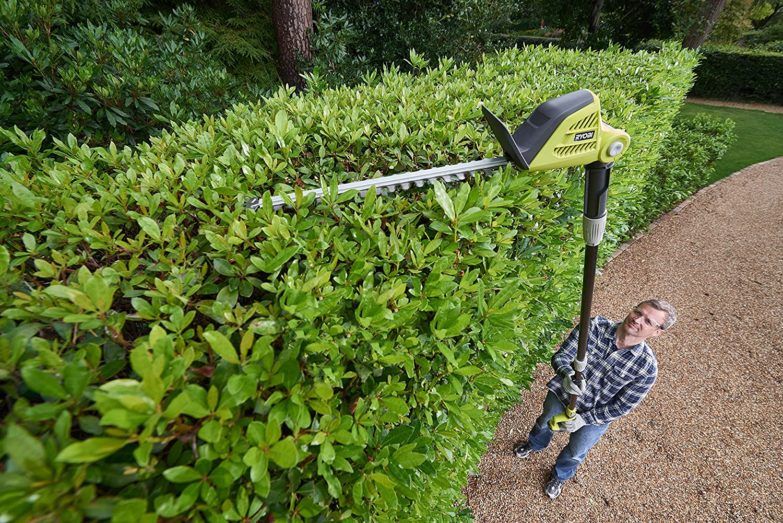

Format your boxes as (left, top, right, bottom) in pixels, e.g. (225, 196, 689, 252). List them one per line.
(629, 308, 663, 330)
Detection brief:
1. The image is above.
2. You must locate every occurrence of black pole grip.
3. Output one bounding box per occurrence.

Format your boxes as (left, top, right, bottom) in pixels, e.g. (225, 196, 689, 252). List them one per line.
(583, 161, 612, 219)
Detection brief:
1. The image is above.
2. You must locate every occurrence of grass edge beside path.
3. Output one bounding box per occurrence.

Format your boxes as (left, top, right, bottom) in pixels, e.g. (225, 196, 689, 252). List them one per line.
(680, 100, 783, 183)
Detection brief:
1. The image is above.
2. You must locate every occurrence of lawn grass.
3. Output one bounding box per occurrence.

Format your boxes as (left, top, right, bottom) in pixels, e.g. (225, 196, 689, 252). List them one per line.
(679, 102, 783, 184)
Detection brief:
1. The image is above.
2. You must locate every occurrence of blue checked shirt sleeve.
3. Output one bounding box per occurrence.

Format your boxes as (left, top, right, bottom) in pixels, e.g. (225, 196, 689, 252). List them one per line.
(581, 371, 657, 425)
(551, 324, 581, 375)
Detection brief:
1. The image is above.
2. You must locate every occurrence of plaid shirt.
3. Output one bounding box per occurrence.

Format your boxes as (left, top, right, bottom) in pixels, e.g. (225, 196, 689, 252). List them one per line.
(547, 316, 657, 425)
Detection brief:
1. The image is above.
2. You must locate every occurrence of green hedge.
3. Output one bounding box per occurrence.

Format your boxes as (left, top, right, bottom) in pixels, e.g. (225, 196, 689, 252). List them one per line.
(634, 113, 735, 232)
(690, 45, 783, 104)
(0, 44, 698, 522)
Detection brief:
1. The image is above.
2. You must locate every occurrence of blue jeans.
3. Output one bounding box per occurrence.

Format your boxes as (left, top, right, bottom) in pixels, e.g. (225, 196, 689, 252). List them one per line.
(527, 391, 611, 481)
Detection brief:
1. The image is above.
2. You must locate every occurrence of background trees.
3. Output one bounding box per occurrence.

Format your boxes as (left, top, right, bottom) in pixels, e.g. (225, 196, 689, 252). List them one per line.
(681, 0, 729, 48)
(502, 0, 781, 49)
(2, 0, 781, 150)
(272, 0, 312, 89)
(0, 0, 257, 146)
(319, 0, 514, 70)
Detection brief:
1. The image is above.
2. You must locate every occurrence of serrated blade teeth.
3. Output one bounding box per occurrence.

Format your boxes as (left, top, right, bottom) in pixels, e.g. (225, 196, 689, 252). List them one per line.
(249, 156, 509, 210)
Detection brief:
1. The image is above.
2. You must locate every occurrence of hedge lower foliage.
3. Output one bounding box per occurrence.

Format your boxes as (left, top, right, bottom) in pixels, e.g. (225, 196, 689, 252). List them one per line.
(634, 113, 735, 231)
(0, 45, 698, 521)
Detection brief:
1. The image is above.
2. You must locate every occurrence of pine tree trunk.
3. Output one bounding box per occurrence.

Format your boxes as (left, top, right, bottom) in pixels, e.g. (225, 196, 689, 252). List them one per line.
(272, 0, 312, 90)
(682, 0, 728, 49)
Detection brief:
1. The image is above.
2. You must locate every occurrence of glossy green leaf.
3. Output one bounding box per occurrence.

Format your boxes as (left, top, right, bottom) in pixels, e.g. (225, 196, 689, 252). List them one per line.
(84, 276, 115, 312)
(5, 424, 51, 479)
(164, 385, 210, 419)
(21, 367, 68, 400)
(393, 444, 427, 469)
(56, 437, 128, 463)
(33, 258, 56, 278)
(100, 408, 149, 430)
(319, 440, 336, 464)
(269, 437, 298, 468)
(163, 465, 202, 483)
(137, 217, 161, 241)
(433, 180, 455, 221)
(0, 245, 9, 275)
(203, 330, 240, 364)
(250, 246, 299, 273)
(111, 499, 151, 523)
(198, 420, 223, 443)
(380, 397, 409, 417)
(63, 361, 90, 397)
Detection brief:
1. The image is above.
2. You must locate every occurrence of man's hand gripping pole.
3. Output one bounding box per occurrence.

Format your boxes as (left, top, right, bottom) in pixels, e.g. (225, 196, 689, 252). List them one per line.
(548, 356, 587, 431)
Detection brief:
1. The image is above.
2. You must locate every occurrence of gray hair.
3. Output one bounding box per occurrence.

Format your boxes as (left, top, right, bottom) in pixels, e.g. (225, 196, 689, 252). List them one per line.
(637, 299, 677, 330)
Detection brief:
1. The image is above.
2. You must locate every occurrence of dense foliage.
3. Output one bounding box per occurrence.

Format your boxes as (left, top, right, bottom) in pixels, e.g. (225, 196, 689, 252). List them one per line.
(498, 0, 782, 51)
(181, 0, 280, 86)
(524, 0, 677, 47)
(0, 45, 702, 521)
(0, 0, 259, 147)
(742, 14, 783, 51)
(304, 2, 370, 88)
(690, 45, 783, 103)
(633, 113, 736, 232)
(309, 0, 517, 83)
(498, 0, 709, 48)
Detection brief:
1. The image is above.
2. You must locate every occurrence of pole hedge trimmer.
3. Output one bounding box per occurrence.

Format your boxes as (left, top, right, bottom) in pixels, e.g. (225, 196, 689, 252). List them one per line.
(248, 89, 630, 430)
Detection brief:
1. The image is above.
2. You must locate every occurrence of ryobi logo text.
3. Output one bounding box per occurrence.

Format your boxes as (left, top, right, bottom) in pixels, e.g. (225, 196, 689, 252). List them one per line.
(573, 131, 595, 142)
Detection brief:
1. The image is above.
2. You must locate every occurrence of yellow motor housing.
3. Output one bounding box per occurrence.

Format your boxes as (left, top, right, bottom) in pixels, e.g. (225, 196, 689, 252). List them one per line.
(482, 89, 630, 172)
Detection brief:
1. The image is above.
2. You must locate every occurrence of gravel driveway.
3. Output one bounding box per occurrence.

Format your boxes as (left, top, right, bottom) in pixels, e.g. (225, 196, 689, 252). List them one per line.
(466, 157, 783, 521)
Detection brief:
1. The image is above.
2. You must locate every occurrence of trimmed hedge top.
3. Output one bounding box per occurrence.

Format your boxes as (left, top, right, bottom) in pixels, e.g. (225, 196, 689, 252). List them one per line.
(0, 44, 697, 522)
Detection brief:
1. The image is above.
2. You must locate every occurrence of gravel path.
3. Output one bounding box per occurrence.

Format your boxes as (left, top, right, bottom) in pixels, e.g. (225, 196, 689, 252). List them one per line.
(466, 157, 783, 521)
(686, 97, 783, 114)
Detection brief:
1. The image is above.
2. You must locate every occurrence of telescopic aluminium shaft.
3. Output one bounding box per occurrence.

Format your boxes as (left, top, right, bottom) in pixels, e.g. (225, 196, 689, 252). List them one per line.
(549, 161, 612, 430)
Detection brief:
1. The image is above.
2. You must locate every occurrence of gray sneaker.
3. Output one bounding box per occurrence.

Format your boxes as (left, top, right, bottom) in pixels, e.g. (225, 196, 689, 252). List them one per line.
(513, 442, 534, 459)
(545, 477, 565, 499)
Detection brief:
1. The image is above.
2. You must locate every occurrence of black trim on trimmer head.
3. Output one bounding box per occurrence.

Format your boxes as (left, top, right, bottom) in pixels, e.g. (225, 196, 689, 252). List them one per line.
(481, 89, 594, 169)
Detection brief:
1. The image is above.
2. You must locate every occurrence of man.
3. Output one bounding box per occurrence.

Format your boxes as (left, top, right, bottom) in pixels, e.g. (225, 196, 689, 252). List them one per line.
(514, 299, 677, 499)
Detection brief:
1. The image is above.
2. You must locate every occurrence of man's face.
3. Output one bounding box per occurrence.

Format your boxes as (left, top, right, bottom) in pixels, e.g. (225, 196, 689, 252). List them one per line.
(623, 304, 667, 338)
